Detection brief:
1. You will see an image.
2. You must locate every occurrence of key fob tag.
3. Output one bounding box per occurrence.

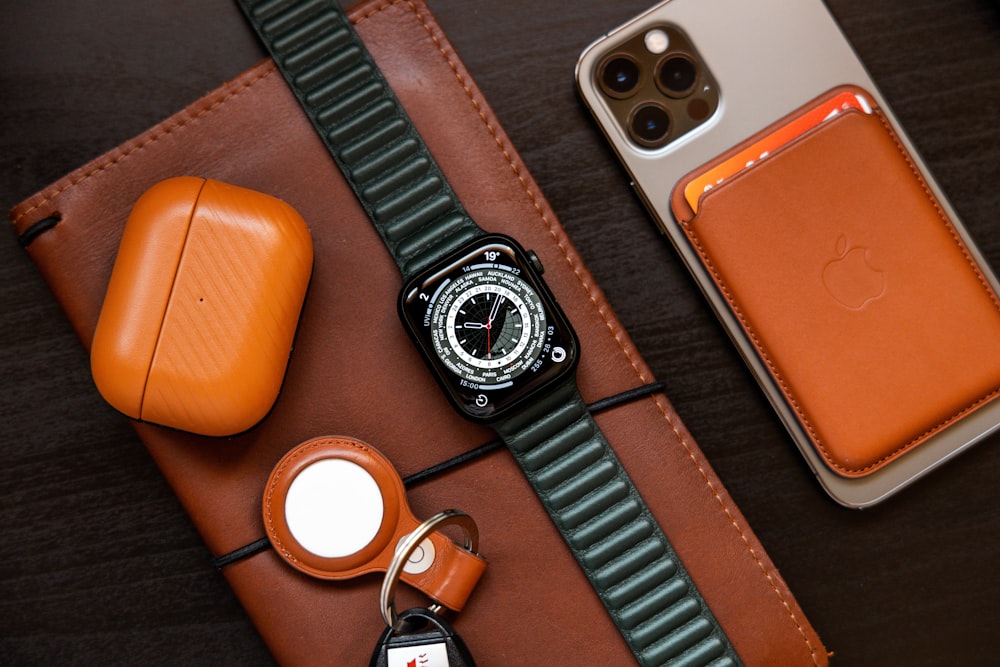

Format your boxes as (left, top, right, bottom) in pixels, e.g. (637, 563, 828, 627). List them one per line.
(370, 607, 476, 667)
(263, 436, 486, 613)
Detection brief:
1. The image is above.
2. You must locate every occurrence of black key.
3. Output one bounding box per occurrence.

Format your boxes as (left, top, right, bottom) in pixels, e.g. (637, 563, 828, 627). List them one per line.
(370, 607, 475, 667)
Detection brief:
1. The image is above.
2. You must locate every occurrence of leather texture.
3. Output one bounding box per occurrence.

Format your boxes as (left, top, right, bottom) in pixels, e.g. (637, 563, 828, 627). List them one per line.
(9, 1, 827, 664)
(671, 87, 1000, 477)
(90, 176, 313, 436)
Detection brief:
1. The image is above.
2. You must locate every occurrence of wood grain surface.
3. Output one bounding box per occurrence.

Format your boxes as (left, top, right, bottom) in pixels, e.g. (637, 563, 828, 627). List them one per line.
(2, 1, 997, 665)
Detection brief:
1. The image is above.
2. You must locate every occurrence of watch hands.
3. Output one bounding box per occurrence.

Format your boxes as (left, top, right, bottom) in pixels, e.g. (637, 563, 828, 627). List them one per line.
(456, 294, 507, 359)
(486, 307, 492, 360)
(486, 294, 506, 360)
(488, 292, 503, 324)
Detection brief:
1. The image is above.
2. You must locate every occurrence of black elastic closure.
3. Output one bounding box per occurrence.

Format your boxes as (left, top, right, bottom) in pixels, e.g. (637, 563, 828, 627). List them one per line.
(402, 381, 667, 487)
(212, 382, 665, 570)
(212, 537, 272, 569)
(18, 215, 61, 248)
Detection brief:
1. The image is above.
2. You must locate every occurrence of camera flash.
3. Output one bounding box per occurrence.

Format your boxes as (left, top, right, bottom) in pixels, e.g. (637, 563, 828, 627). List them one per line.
(644, 29, 669, 54)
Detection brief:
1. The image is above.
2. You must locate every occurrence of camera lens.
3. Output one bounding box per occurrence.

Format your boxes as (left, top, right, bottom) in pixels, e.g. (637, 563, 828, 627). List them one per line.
(629, 104, 671, 146)
(599, 55, 640, 98)
(657, 54, 697, 97)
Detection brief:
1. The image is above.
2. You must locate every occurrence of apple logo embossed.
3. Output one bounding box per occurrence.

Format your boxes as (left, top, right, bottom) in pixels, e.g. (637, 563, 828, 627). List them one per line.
(822, 234, 886, 310)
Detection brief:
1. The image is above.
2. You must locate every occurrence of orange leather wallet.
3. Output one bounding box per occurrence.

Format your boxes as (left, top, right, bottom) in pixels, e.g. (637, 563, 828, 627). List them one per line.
(671, 86, 1000, 477)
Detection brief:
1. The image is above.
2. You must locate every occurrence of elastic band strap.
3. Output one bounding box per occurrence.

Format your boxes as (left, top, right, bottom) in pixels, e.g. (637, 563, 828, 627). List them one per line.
(402, 381, 666, 487)
(213, 382, 665, 570)
(212, 537, 271, 569)
(18, 215, 61, 248)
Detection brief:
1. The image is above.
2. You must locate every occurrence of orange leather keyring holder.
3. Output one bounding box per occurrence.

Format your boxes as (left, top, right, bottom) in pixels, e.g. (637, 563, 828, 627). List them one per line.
(262, 436, 486, 612)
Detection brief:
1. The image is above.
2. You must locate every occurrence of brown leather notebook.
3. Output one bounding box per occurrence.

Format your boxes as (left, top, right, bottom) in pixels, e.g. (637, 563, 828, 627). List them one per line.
(9, 0, 827, 664)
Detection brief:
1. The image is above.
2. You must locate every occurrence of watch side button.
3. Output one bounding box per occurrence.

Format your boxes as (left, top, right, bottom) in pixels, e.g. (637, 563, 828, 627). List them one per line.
(527, 250, 544, 275)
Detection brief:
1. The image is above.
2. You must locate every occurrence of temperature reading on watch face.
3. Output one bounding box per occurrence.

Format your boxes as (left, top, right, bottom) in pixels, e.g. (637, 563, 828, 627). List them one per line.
(400, 235, 578, 420)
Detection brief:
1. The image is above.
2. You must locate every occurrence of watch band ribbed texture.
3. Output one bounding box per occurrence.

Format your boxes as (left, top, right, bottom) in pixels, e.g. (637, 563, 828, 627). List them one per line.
(236, 1, 742, 664)
(494, 379, 739, 667)
(236, 0, 483, 282)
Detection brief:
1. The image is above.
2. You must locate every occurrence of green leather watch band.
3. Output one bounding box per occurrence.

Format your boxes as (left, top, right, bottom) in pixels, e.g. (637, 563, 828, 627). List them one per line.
(237, 1, 741, 664)
(494, 378, 739, 666)
(236, 0, 483, 282)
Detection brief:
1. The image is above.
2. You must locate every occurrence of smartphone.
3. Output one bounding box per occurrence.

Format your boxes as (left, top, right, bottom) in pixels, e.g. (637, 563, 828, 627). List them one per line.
(576, 0, 1000, 508)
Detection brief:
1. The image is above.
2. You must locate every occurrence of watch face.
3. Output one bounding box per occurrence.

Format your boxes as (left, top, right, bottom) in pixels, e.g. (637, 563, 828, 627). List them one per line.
(399, 235, 579, 421)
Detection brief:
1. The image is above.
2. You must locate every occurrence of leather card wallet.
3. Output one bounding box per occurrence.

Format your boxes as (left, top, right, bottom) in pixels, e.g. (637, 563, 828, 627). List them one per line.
(10, 0, 827, 664)
(671, 86, 1000, 477)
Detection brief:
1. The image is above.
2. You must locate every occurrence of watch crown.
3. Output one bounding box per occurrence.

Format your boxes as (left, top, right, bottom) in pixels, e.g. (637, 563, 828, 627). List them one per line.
(527, 250, 544, 275)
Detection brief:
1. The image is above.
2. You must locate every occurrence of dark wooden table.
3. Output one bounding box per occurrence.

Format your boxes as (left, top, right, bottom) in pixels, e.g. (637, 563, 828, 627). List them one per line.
(2, 1, 997, 665)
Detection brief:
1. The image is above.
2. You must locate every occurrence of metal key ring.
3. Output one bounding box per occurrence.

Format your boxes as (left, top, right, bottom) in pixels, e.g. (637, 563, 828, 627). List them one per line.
(380, 509, 479, 628)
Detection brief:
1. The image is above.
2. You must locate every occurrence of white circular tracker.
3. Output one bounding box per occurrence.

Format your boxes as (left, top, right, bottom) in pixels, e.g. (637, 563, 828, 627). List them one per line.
(284, 459, 385, 559)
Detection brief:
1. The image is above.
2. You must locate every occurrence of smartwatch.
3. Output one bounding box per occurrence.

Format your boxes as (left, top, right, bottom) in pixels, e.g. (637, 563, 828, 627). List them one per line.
(236, 2, 741, 665)
(398, 234, 578, 422)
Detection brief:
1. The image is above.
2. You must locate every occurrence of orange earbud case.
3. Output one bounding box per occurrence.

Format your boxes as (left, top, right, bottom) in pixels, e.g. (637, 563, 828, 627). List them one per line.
(90, 176, 313, 437)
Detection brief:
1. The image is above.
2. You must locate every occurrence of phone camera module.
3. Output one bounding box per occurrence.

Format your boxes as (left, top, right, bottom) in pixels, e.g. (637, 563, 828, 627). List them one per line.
(599, 54, 641, 99)
(629, 103, 671, 146)
(592, 25, 719, 151)
(656, 54, 698, 98)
